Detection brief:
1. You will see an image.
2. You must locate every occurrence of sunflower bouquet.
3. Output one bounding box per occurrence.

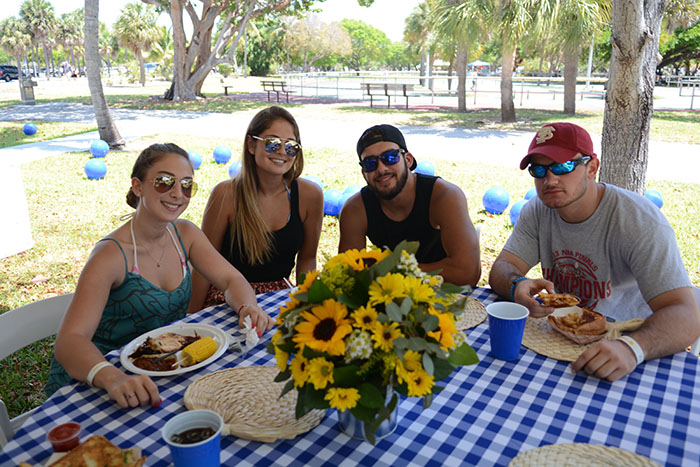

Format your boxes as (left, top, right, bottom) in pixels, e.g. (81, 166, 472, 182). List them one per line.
(267, 241, 479, 443)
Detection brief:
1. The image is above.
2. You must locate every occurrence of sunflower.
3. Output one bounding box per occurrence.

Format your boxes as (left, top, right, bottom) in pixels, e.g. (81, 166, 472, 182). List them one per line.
(277, 296, 301, 325)
(275, 349, 289, 372)
(402, 276, 436, 303)
(308, 357, 335, 389)
(290, 356, 310, 387)
(296, 270, 319, 294)
(351, 305, 378, 331)
(372, 321, 403, 352)
(325, 387, 361, 411)
(368, 273, 407, 306)
(293, 299, 352, 356)
(406, 369, 434, 397)
(403, 349, 423, 372)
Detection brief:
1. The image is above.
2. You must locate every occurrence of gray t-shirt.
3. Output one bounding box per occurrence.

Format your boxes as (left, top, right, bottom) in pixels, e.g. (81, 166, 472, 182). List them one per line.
(504, 184, 690, 321)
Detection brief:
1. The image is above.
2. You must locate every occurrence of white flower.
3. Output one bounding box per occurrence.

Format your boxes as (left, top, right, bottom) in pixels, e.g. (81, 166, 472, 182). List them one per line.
(345, 329, 373, 362)
(454, 331, 467, 347)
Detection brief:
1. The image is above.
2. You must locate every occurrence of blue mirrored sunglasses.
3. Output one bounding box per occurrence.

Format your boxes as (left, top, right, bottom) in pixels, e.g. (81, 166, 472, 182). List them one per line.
(359, 149, 404, 173)
(252, 135, 301, 158)
(528, 156, 592, 178)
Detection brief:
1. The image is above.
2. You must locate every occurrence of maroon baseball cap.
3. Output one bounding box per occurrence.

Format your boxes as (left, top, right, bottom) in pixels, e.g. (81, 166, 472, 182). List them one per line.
(519, 122, 597, 170)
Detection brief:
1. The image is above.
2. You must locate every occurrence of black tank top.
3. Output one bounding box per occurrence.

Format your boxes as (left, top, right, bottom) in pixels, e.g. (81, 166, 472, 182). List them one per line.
(221, 179, 303, 282)
(361, 174, 446, 263)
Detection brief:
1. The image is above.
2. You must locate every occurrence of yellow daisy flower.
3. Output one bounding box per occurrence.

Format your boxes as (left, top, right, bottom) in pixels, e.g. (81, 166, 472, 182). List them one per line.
(372, 321, 403, 352)
(277, 296, 300, 324)
(403, 350, 423, 372)
(395, 358, 411, 384)
(290, 356, 310, 387)
(351, 305, 378, 331)
(271, 329, 284, 345)
(406, 369, 434, 397)
(275, 349, 289, 372)
(368, 273, 407, 306)
(293, 299, 352, 356)
(325, 387, 361, 411)
(403, 276, 436, 303)
(308, 357, 335, 390)
(427, 312, 458, 350)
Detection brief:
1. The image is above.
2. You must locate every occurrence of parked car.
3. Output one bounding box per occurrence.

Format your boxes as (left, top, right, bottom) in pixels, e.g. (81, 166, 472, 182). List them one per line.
(0, 64, 19, 82)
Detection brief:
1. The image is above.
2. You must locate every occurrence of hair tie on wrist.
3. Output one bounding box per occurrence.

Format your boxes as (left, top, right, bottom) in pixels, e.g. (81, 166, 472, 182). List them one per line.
(510, 276, 528, 301)
(86, 361, 114, 387)
(237, 303, 251, 314)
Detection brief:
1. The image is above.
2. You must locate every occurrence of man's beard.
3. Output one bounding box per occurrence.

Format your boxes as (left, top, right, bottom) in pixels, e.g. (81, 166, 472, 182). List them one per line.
(369, 158, 409, 200)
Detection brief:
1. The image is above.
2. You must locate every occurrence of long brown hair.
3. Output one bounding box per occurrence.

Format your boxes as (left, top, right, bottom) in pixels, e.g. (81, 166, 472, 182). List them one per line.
(232, 106, 304, 265)
(126, 143, 190, 208)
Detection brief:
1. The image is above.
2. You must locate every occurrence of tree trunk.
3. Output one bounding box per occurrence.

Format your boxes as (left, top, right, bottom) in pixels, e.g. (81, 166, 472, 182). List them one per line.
(168, 0, 197, 100)
(456, 45, 468, 112)
(600, 0, 667, 194)
(42, 39, 51, 80)
(244, 37, 248, 77)
(137, 50, 146, 86)
(85, 0, 125, 149)
(500, 40, 516, 123)
(420, 49, 427, 86)
(563, 46, 579, 115)
(428, 52, 434, 90)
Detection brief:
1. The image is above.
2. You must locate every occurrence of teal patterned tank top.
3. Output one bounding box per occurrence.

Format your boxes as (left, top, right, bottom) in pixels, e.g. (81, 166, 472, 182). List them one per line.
(45, 223, 191, 396)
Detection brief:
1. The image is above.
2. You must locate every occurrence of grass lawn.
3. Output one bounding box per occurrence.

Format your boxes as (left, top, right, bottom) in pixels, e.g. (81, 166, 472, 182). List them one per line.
(1, 123, 699, 418)
(0, 121, 96, 148)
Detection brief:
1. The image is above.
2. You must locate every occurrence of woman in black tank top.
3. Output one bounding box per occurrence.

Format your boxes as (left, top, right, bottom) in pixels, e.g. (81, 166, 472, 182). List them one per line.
(189, 106, 324, 312)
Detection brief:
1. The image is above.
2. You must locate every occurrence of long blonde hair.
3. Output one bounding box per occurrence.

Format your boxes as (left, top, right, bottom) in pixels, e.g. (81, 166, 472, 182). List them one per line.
(232, 106, 304, 265)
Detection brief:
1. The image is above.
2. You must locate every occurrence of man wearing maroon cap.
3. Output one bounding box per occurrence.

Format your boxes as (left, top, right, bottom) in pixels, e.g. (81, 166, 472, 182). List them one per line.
(489, 122, 700, 381)
(339, 124, 481, 287)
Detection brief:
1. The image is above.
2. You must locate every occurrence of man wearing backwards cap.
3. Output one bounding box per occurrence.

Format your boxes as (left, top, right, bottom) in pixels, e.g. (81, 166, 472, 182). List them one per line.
(489, 122, 700, 381)
(339, 124, 481, 287)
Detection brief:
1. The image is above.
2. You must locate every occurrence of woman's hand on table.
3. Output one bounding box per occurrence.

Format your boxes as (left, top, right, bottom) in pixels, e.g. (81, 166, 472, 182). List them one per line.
(513, 278, 555, 318)
(98, 367, 161, 409)
(239, 304, 275, 334)
(571, 340, 637, 382)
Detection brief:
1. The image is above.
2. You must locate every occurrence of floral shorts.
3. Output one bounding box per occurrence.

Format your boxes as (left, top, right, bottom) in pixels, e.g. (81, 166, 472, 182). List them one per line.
(204, 279, 292, 308)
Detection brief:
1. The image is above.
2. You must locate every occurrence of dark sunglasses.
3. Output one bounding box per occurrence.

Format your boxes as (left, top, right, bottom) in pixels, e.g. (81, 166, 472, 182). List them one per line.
(359, 149, 405, 173)
(152, 174, 197, 198)
(252, 135, 302, 158)
(528, 156, 592, 178)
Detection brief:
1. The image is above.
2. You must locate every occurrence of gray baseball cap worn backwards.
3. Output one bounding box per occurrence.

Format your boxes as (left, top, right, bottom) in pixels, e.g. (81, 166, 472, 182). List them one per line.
(356, 124, 417, 171)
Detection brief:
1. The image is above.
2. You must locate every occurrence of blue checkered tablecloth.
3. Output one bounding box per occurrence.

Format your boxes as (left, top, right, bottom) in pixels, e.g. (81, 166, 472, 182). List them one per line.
(2, 287, 700, 466)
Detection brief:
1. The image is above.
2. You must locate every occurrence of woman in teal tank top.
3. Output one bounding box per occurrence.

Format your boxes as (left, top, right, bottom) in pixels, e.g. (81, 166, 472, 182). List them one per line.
(47, 143, 275, 408)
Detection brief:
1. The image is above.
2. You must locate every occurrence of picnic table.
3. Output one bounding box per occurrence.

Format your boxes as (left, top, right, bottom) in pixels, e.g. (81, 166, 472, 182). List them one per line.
(361, 82, 415, 109)
(2, 287, 700, 466)
(261, 80, 293, 103)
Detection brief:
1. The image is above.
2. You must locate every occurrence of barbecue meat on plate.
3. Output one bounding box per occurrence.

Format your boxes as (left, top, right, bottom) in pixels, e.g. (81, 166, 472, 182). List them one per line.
(128, 332, 200, 358)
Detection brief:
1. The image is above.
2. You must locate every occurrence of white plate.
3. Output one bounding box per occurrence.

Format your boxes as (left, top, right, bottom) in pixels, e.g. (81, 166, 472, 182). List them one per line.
(120, 323, 229, 377)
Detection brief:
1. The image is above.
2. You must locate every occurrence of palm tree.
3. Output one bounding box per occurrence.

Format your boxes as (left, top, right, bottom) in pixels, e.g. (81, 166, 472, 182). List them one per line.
(114, 2, 161, 86)
(405, 2, 431, 86)
(85, 0, 124, 149)
(0, 17, 31, 82)
(99, 22, 119, 74)
(57, 9, 84, 71)
(19, 0, 57, 79)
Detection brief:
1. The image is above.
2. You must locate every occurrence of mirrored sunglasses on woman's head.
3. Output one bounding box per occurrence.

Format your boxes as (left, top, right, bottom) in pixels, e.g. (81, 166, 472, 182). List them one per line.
(359, 148, 405, 173)
(528, 156, 592, 179)
(252, 135, 302, 158)
(152, 174, 197, 198)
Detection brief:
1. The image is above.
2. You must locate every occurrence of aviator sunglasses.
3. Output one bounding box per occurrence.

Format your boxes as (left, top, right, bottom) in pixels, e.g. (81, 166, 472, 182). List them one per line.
(528, 156, 592, 179)
(359, 148, 405, 173)
(252, 135, 302, 158)
(152, 174, 198, 198)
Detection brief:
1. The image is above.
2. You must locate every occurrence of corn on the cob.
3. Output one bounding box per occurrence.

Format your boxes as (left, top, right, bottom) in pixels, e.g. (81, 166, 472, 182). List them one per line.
(182, 337, 217, 366)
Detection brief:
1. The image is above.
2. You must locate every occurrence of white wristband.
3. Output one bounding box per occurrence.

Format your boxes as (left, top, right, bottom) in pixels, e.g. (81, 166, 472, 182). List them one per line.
(86, 361, 114, 387)
(617, 336, 645, 366)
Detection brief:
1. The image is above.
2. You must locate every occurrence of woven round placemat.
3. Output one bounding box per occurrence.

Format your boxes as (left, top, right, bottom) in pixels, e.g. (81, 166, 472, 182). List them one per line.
(455, 297, 487, 331)
(509, 443, 661, 466)
(184, 366, 326, 443)
(522, 317, 646, 362)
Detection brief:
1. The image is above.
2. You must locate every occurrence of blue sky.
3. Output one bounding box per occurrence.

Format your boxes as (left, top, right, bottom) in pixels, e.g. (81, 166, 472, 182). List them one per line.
(0, 0, 420, 42)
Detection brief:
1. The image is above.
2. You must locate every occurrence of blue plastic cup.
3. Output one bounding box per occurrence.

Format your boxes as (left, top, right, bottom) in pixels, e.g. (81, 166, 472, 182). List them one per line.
(162, 409, 223, 467)
(486, 302, 530, 361)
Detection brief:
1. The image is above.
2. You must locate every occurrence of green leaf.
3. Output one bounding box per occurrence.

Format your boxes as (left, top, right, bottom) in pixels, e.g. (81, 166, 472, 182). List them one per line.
(334, 365, 361, 386)
(372, 253, 399, 277)
(276, 340, 296, 353)
(386, 302, 403, 322)
(422, 352, 434, 377)
(292, 291, 309, 302)
(420, 313, 439, 332)
(448, 296, 468, 316)
(279, 379, 295, 399)
(399, 296, 413, 316)
(406, 337, 428, 351)
(295, 386, 311, 419)
(394, 240, 419, 255)
(393, 337, 409, 350)
(422, 392, 433, 409)
(265, 341, 276, 355)
(358, 383, 384, 409)
(448, 343, 480, 366)
(377, 312, 389, 323)
(274, 369, 291, 382)
(349, 403, 375, 422)
(440, 282, 466, 294)
(304, 384, 330, 410)
(364, 421, 377, 445)
(308, 279, 334, 303)
(426, 342, 445, 357)
(432, 356, 456, 381)
(338, 293, 363, 309)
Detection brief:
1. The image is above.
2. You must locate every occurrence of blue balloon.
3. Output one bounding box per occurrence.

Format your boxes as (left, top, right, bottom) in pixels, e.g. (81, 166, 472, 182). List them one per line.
(89, 140, 109, 158)
(228, 161, 242, 178)
(22, 122, 37, 136)
(482, 186, 510, 214)
(213, 145, 232, 164)
(188, 150, 202, 170)
(339, 192, 353, 209)
(343, 185, 362, 196)
(415, 160, 436, 176)
(305, 175, 324, 191)
(85, 158, 107, 179)
(645, 189, 663, 209)
(509, 200, 527, 226)
(323, 189, 343, 216)
(524, 188, 537, 201)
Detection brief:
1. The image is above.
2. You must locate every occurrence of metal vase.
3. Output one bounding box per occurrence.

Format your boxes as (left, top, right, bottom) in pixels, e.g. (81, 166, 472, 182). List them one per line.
(337, 389, 399, 441)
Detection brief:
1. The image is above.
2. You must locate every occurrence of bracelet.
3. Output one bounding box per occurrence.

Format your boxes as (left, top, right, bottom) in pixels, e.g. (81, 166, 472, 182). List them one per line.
(510, 276, 528, 301)
(86, 361, 114, 387)
(617, 335, 645, 366)
(236, 303, 252, 315)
